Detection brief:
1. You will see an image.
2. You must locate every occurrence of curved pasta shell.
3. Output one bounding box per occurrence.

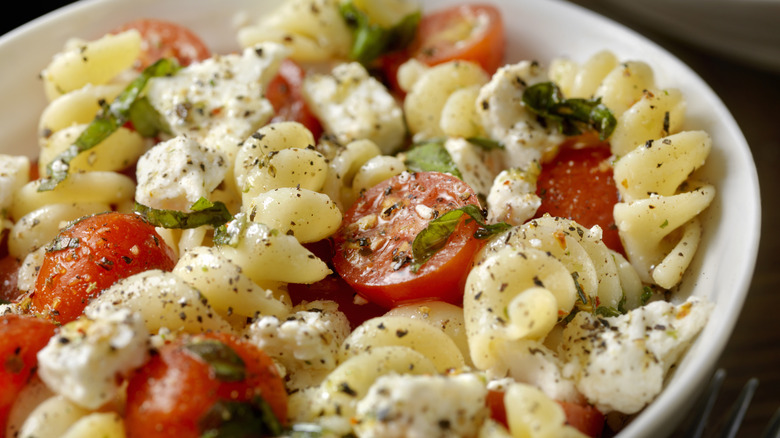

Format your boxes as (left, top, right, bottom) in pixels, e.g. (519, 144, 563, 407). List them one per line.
(340, 316, 465, 373)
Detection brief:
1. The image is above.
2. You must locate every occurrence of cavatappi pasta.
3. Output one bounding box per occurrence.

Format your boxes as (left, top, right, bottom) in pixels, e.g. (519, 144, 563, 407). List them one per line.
(0, 1, 718, 437)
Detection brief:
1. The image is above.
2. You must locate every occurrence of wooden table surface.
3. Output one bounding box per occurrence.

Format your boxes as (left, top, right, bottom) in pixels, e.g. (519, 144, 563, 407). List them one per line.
(7, 1, 780, 436)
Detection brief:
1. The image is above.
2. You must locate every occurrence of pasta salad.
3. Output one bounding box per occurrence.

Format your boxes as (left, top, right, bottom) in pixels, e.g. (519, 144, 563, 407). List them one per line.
(0, 1, 717, 437)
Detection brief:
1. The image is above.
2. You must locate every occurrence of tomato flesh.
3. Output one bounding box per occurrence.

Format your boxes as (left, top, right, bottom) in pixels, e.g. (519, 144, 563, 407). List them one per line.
(266, 59, 323, 139)
(333, 171, 482, 309)
(0, 315, 57, 433)
(487, 389, 604, 437)
(30, 212, 177, 324)
(112, 18, 211, 70)
(125, 332, 287, 438)
(535, 140, 623, 254)
(410, 4, 505, 74)
(0, 255, 21, 303)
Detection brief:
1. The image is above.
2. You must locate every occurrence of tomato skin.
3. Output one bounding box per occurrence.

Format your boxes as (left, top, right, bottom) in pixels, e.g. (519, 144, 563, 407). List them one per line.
(266, 59, 323, 139)
(124, 332, 287, 438)
(410, 4, 505, 74)
(112, 18, 211, 70)
(0, 255, 21, 303)
(332, 171, 482, 309)
(558, 401, 605, 437)
(30, 212, 177, 324)
(535, 140, 624, 254)
(0, 315, 57, 433)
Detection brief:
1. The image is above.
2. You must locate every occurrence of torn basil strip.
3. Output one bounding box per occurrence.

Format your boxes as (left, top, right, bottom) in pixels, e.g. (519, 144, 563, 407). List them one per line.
(410, 205, 511, 273)
(184, 338, 246, 383)
(199, 396, 284, 438)
(466, 136, 504, 150)
(340, 2, 420, 65)
(404, 141, 463, 179)
(134, 197, 232, 229)
(522, 81, 617, 140)
(38, 58, 180, 192)
(127, 96, 171, 138)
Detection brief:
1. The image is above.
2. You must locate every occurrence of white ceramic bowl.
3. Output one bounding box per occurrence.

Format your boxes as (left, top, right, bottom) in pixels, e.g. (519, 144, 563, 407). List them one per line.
(0, 0, 761, 436)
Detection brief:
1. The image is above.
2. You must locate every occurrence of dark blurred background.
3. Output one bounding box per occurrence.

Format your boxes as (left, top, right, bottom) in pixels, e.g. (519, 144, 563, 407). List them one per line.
(4, 1, 779, 436)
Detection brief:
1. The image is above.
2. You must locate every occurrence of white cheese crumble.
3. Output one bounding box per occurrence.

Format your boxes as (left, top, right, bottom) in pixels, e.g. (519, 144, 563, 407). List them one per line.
(303, 62, 405, 154)
(353, 373, 489, 438)
(486, 166, 542, 225)
(559, 296, 713, 414)
(476, 61, 564, 170)
(36, 308, 150, 410)
(246, 300, 350, 390)
(145, 43, 288, 163)
(135, 135, 227, 211)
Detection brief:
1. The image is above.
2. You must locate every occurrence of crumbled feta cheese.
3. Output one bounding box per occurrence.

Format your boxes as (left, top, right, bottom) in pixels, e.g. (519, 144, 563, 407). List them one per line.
(0, 154, 30, 217)
(486, 167, 542, 225)
(246, 300, 350, 390)
(303, 62, 405, 154)
(135, 135, 227, 211)
(37, 308, 150, 410)
(353, 373, 489, 438)
(559, 296, 713, 414)
(476, 61, 564, 170)
(145, 43, 288, 162)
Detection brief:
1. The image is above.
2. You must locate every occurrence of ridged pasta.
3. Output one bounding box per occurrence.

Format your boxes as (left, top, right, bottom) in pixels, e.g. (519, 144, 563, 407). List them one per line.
(613, 131, 715, 287)
(237, 0, 352, 62)
(15, 395, 90, 438)
(399, 59, 489, 141)
(40, 30, 141, 101)
(84, 270, 233, 334)
(339, 316, 466, 373)
(503, 383, 588, 438)
(244, 187, 342, 243)
(172, 246, 292, 324)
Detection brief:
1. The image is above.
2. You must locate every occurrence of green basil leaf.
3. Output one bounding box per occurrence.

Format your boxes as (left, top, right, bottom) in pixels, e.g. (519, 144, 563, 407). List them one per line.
(184, 338, 246, 383)
(199, 396, 284, 438)
(340, 2, 420, 65)
(594, 306, 622, 318)
(134, 198, 232, 229)
(522, 81, 617, 141)
(128, 96, 171, 138)
(404, 142, 462, 179)
(410, 204, 511, 273)
(38, 58, 180, 192)
(640, 286, 654, 306)
(466, 136, 504, 150)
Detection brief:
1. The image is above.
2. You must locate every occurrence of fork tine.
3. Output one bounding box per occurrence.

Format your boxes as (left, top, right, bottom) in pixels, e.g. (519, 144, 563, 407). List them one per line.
(712, 376, 758, 438)
(761, 407, 780, 438)
(680, 368, 727, 438)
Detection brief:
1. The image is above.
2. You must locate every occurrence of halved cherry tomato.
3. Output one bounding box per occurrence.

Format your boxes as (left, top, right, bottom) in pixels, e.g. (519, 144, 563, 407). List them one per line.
(535, 138, 624, 254)
(0, 315, 57, 433)
(409, 3, 505, 74)
(112, 18, 211, 70)
(125, 331, 287, 438)
(487, 389, 605, 437)
(0, 255, 21, 303)
(332, 171, 482, 309)
(266, 59, 323, 139)
(559, 400, 606, 437)
(30, 212, 177, 324)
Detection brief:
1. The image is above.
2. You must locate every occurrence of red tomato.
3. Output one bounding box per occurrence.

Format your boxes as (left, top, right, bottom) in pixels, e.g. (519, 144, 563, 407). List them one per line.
(487, 390, 604, 437)
(409, 4, 505, 74)
(125, 332, 287, 438)
(558, 400, 605, 437)
(0, 315, 57, 433)
(266, 59, 324, 139)
(535, 139, 624, 254)
(30, 212, 177, 324)
(332, 171, 483, 309)
(0, 255, 21, 304)
(112, 18, 211, 70)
